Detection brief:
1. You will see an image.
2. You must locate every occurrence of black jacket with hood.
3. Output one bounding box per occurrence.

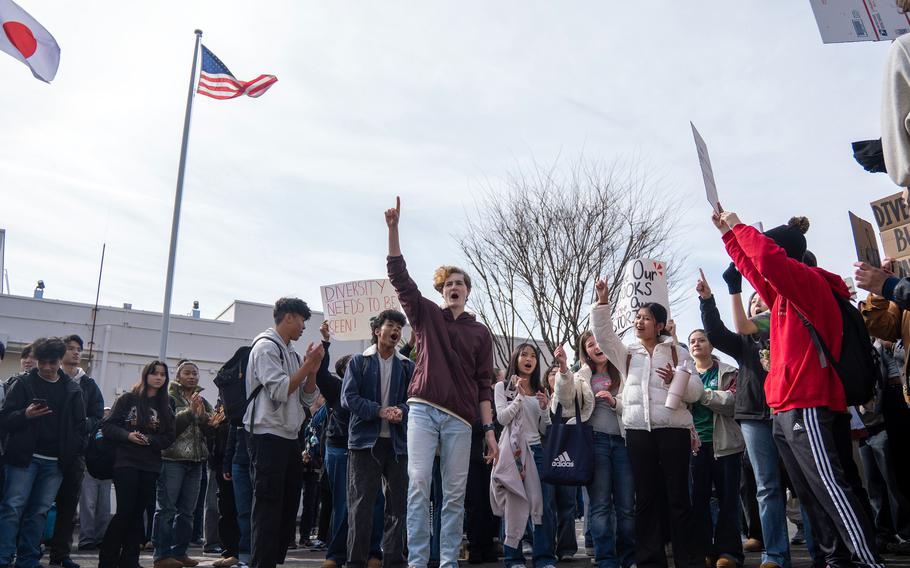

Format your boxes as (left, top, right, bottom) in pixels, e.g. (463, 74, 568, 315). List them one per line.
(0, 368, 87, 470)
(700, 295, 770, 421)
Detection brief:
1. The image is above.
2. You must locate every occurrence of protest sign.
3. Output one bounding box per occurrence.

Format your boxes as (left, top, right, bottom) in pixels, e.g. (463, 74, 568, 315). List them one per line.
(809, 0, 910, 43)
(849, 211, 882, 267)
(320, 278, 402, 341)
(611, 259, 670, 336)
(691, 122, 720, 213)
(870, 191, 910, 277)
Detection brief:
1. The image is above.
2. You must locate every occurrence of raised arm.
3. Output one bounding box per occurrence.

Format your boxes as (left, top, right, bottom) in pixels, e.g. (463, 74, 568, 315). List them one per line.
(590, 278, 630, 375)
(386, 196, 433, 330)
(697, 271, 744, 362)
(386, 196, 402, 257)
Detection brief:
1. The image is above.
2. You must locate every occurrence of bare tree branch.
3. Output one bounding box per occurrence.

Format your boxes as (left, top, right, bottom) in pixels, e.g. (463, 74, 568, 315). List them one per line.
(458, 157, 688, 367)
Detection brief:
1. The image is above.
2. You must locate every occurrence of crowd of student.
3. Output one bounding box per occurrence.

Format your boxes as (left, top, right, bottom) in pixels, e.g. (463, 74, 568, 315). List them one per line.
(0, 199, 909, 568)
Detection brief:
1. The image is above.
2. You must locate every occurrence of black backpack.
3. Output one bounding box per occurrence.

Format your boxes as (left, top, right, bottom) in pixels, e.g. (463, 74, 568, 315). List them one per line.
(795, 291, 881, 406)
(84, 421, 115, 480)
(214, 336, 283, 426)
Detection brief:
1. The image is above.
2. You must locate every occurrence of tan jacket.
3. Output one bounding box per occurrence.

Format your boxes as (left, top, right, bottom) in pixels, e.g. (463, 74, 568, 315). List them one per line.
(859, 293, 910, 405)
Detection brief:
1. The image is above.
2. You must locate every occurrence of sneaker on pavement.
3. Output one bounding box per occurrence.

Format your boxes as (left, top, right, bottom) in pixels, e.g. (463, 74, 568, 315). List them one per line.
(212, 557, 238, 568)
(321, 560, 340, 568)
(791, 525, 805, 545)
(174, 556, 200, 567)
(743, 539, 763, 552)
(153, 560, 185, 568)
(367, 558, 382, 568)
(715, 558, 737, 568)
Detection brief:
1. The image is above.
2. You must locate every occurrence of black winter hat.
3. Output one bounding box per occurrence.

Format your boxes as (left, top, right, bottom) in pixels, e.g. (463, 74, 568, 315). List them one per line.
(764, 217, 810, 261)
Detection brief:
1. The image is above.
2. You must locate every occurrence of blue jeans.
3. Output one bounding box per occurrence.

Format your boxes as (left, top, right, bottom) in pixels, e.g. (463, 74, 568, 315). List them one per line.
(406, 403, 472, 568)
(0, 458, 64, 568)
(153, 460, 203, 561)
(325, 444, 385, 564)
(741, 419, 791, 568)
(232, 462, 252, 564)
(554, 483, 578, 558)
(587, 432, 635, 568)
(503, 443, 557, 568)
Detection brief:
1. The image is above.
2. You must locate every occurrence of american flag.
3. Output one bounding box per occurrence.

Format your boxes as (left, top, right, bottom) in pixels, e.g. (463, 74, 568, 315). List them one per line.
(196, 45, 277, 100)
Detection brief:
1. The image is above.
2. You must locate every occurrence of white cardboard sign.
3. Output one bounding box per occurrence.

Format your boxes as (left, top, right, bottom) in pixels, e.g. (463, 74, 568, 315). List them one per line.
(320, 278, 402, 341)
(809, 0, 910, 43)
(691, 122, 720, 213)
(611, 258, 670, 336)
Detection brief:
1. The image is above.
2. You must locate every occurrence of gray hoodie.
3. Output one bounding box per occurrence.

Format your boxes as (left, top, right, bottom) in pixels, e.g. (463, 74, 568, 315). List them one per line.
(243, 328, 321, 440)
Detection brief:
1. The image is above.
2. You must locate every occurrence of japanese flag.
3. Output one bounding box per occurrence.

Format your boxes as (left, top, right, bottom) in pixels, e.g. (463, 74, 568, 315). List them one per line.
(0, 0, 59, 83)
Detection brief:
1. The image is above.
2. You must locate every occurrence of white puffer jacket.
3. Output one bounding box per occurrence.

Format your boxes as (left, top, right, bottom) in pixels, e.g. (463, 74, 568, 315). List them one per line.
(591, 303, 703, 431)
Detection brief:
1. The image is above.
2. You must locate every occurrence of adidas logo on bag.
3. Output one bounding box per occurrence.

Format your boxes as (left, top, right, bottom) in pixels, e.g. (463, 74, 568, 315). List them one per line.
(551, 451, 575, 468)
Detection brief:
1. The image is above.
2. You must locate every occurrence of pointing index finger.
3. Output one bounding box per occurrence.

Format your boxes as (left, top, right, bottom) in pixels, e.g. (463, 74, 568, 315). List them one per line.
(698, 268, 706, 281)
(396, 196, 400, 213)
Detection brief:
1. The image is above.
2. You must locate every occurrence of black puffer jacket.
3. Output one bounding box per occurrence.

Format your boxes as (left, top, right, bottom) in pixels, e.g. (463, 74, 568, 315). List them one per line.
(0, 369, 87, 469)
(700, 296, 770, 421)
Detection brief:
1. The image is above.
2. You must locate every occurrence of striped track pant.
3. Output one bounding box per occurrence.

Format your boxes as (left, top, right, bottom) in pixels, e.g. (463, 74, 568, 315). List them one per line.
(773, 407, 883, 568)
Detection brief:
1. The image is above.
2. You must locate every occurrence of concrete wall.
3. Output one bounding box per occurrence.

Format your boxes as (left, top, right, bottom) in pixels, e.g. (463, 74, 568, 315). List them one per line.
(0, 294, 372, 404)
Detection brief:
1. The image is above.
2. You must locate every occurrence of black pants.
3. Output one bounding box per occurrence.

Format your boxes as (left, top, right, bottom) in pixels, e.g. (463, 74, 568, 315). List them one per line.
(49, 455, 85, 563)
(883, 383, 910, 504)
(298, 470, 320, 543)
(625, 428, 692, 568)
(690, 444, 744, 564)
(98, 467, 158, 568)
(465, 457, 498, 556)
(773, 407, 882, 568)
(250, 433, 303, 568)
(741, 450, 763, 541)
(215, 469, 240, 557)
(347, 439, 407, 568)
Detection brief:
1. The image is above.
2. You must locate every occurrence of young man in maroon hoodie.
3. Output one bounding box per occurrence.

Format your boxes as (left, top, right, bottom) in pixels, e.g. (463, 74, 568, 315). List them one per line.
(715, 210, 882, 568)
(384, 197, 499, 568)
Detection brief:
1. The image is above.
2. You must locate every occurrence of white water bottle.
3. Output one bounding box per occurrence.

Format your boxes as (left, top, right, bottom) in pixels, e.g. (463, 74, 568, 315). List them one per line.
(664, 366, 691, 410)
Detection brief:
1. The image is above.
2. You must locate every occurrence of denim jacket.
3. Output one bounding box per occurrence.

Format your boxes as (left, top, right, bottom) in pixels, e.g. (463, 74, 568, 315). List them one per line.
(341, 345, 413, 456)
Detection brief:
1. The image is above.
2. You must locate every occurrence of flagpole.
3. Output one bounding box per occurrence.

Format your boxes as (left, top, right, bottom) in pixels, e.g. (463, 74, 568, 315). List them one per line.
(159, 29, 202, 363)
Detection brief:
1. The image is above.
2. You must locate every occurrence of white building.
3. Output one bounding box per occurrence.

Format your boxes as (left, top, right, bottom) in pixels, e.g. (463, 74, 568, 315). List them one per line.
(0, 293, 374, 403)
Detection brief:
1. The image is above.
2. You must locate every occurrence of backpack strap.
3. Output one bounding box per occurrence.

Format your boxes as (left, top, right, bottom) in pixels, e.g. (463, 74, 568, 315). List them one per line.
(793, 307, 831, 370)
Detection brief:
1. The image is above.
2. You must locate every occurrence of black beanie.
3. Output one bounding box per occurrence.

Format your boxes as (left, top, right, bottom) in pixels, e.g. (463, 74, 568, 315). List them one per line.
(764, 217, 809, 260)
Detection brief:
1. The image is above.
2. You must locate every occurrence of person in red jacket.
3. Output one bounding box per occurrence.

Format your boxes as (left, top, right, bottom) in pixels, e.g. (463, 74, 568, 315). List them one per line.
(384, 197, 499, 568)
(714, 210, 883, 568)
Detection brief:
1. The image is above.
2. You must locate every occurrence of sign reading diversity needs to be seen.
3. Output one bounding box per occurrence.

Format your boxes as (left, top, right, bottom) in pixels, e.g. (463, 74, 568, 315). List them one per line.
(320, 278, 402, 341)
(809, 0, 910, 43)
(611, 259, 670, 337)
(870, 191, 910, 277)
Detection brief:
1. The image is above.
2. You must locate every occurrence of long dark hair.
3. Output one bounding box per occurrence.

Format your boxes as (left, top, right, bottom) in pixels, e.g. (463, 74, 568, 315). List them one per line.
(131, 360, 175, 430)
(505, 343, 543, 394)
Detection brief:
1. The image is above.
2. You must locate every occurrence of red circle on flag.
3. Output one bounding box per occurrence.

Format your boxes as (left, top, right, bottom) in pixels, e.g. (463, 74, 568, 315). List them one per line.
(3, 21, 37, 58)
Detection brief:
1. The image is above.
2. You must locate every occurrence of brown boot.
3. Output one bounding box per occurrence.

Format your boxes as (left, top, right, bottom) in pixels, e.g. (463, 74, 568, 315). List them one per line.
(174, 556, 200, 567)
(153, 560, 185, 568)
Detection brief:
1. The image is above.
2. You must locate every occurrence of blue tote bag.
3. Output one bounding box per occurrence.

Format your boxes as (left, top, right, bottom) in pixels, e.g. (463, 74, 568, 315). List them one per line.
(540, 394, 594, 486)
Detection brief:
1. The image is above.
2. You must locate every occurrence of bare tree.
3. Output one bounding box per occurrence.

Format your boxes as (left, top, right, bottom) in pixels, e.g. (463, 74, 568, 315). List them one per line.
(458, 157, 688, 368)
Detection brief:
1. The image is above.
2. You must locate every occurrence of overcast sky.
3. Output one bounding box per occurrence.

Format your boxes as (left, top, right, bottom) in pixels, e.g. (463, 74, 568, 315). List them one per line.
(0, 1, 902, 358)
